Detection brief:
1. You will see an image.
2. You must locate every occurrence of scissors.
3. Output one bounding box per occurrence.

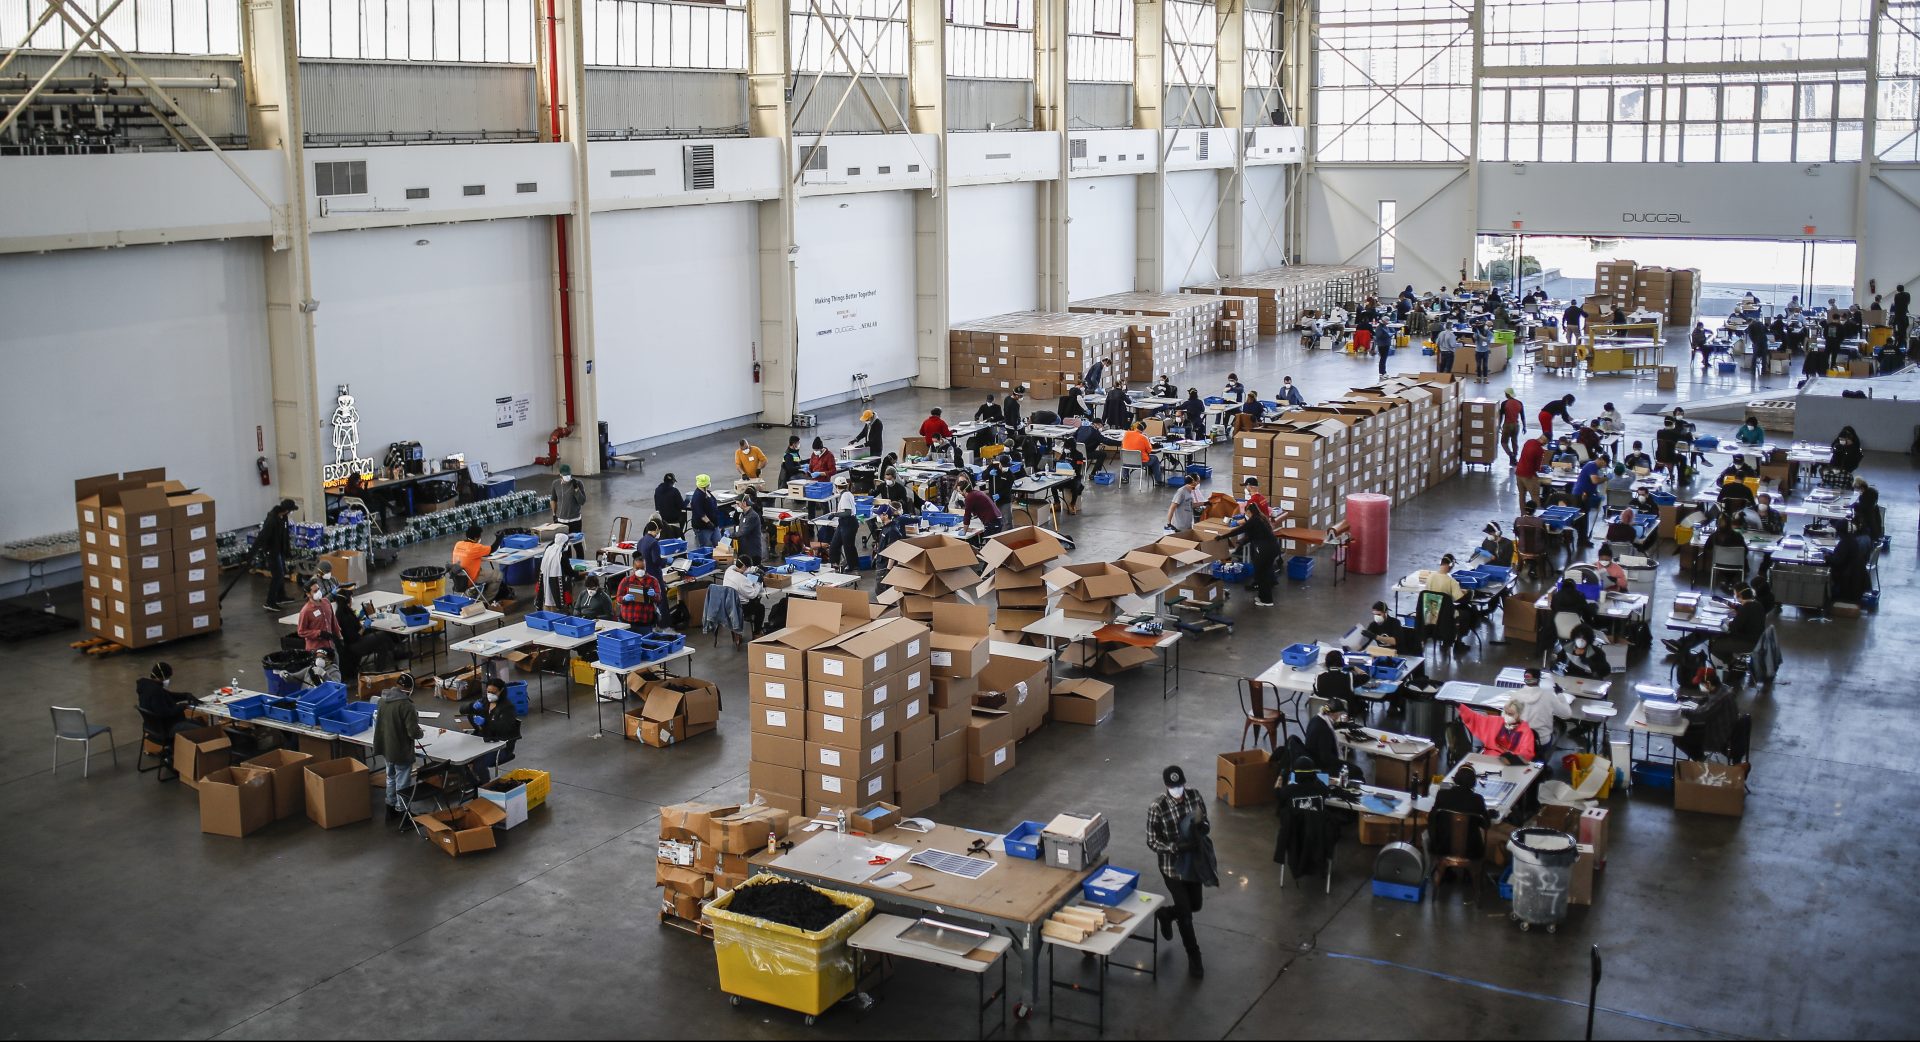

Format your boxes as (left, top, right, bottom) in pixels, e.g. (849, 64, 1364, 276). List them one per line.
(867, 855, 892, 866)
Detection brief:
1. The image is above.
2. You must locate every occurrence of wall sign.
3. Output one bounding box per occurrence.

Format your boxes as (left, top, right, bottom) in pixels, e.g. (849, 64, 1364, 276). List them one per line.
(323, 384, 375, 483)
(1621, 212, 1689, 224)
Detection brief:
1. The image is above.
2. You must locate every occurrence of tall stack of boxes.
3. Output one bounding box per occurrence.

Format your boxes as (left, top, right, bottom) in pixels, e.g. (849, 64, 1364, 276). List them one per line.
(975, 526, 1070, 634)
(1068, 291, 1245, 371)
(1461, 397, 1501, 466)
(76, 470, 220, 649)
(745, 596, 870, 817)
(948, 311, 1133, 396)
(930, 604, 992, 791)
(654, 801, 794, 926)
(1667, 268, 1701, 326)
(1593, 259, 1636, 313)
(1185, 265, 1381, 335)
(1632, 266, 1673, 318)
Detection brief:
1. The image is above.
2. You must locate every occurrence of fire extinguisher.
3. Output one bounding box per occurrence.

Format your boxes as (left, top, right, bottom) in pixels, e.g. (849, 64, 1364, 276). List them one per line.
(753, 362, 761, 384)
(257, 456, 271, 486)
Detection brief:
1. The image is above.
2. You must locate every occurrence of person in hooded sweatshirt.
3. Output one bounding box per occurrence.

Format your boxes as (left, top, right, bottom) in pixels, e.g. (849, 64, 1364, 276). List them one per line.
(374, 673, 424, 826)
(136, 661, 195, 737)
(538, 531, 572, 611)
(1506, 667, 1575, 752)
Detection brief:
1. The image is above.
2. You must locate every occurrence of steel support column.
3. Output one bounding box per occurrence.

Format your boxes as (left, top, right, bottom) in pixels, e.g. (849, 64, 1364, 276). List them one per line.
(748, 0, 800, 425)
(1216, 0, 1246, 278)
(240, 0, 322, 517)
(1034, 0, 1070, 310)
(1134, 0, 1165, 293)
(1855, 0, 1883, 301)
(909, 0, 949, 387)
(1463, 0, 1483, 282)
(1283, 0, 1311, 264)
(533, 0, 599, 473)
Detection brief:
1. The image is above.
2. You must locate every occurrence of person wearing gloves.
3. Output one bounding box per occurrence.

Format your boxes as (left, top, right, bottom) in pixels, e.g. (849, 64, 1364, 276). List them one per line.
(735, 439, 767, 482)
(614, 560, 665, 631)
(296, 581, 341, 653)
(475, 677, 521, 765)
(1164, 473, 1208, 532)
(688, 474, 723, 550)
(550, 465, 586, 536)
(1277, 375, 1306, 408)
(296, 647, 342, 687)
(573, 574, 613, 622)
(537, 532, 572, 611)
(1224, 373, 1245, 400)
(1555, 625, 1611, 680)
(777, 436, 806, 485)
(807, 438, 838, 479)
(373, 673, 424, 825)
(722, 556, 768, 638)
(851, 411, 885, 457)
(1145, 765, 1213, 979)
(1360, 601, 1406, 650)
(733, 489, 766, 562)
(1472, 521, 1515, 567)
(1508, 667, 1576, 751)
(136, 662, 196, 738)
(654, 473, 688, 533)
(1458, 699, 1538, 762)
(1589, 546, 1629, 592)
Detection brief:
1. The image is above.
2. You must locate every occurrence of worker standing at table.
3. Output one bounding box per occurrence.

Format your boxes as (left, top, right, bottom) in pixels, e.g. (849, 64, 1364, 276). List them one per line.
(1515, 434, 1546, 510)
(1561, 300, 1585, 343)
(851, 411, 884, 458)
(1164, 473, 1207, 531)
(1058, 383, 1089, 421)
(1229, 507, 1282, 608)
(1224, 373, 1245, 400)
(920, 408, 956, 457)
(735, 438, 767, 482)
(551, 465, 586, 537)
(734, 489, 766, 561)
(654, 473, 687, 534)
(1893, 284, 1912, 348)
(807, 438, 838, 480)
(297, 581, 341, 654)
(1180, 389, 1206, 438)
(1240, 476, 1275, 523)
(688, 475, 723, 551)
(959, 479, 1003, 536)
(777, 436, 805, 485)
(374, 673, 423, 825)
(1434, 324, 1458, 375)
(1498, 390, 1526, 463)
(1083, 357, 1106, 395)
(1473, 321, 1494, 382)
(1375, 318, 1393, 376)
(1145, 765, 1213, 979)
(1002, 387, 1025, 430)
(1539, 393, 1575, 440)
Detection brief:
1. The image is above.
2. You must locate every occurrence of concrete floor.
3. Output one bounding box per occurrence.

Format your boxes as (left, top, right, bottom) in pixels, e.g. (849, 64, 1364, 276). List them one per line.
(3, 334, 1914, 1040)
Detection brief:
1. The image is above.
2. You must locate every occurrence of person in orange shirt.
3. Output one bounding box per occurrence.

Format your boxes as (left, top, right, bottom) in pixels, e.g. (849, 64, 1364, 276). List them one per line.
(734, 439, 767, 481)
(450, 525, 492, 590)
(1120, 422, 1163, 484)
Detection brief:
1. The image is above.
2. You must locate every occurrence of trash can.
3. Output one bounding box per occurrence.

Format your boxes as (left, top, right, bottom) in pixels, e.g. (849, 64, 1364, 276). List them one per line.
(400, 566, 448, 607)
(706, 875, 874, 1022)
(1506, 828, 1579, 932)
(261, 650, 315, 695)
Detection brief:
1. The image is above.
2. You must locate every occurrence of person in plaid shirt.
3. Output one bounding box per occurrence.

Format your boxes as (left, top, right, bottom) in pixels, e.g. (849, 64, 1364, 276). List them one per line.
(613, 563, 663, 629)
(1145, 764, 1211, 978)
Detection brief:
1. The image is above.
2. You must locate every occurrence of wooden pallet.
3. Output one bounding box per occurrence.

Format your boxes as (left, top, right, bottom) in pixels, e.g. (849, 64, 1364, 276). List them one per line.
(70, 636, 129, 656)
(659, 910, 714, 939)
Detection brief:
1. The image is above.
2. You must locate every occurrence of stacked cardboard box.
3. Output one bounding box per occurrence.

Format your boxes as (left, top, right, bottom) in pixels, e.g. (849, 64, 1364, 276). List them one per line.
(76, 469, 220, 649)
(655, 801, 796, 924)
(1069, 291, 1251, 367)
(948, 311, 1134, 396)
(930, 604, 991, 793)
(1594, 260, 1637, 300)
(1214, 295, 1260, 352)
(621, 675, 723, 747)
(1185, 265, 1381, 335)
(1667, 267, 1701, 325)
(1632, 266, 1673, 317)
(746, 595, 876, 817)
(877, 533, 979, 620)
(975, 526, 1070, 633)
(1461, 397, 1500, 465)
(1041, 562, 1136, 623)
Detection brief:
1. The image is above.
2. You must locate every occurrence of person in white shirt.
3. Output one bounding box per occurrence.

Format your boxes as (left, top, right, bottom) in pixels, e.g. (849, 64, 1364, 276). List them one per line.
(722, 558, 764, 602)
(537, 532, 571, 611)
(1508, 667, 1576, 751)
(1164, 473, 1208, 531)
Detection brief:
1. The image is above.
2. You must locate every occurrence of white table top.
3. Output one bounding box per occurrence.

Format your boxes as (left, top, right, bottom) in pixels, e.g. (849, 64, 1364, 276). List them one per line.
(1024, 424, 1078, 440)
(1013, 474, 1073, 495)
(782, 571, 862, 599)
(1022, 611, 1105, 642)
(430, 608, 505, 629)
(1337, 726, 1436, 763)
(278, 589, 411, 626)
(1255, 645, 1421, 699)
(487, 548, 542, 565)
(1493, 667, 1612, 701)
(1038, 893, 1167, 957)
(368, 614, 438, 636)
(196, 688, 503, 765)
(1325, 780, 1419, 820)
(1435, 680, 1510, 710)
(450, 632, 532, 657)
(849, 914, 1012, 972)
(1416, 753, 1542, 822)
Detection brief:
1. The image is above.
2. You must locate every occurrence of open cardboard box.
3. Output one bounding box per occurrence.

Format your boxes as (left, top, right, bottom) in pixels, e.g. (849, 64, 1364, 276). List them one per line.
(416, 799, 509, 856)
(929, 603, 992, 677)
(880, 533, 979, 575)
(198, 765, 276, 837)
(1051, 678, 1115, 725)
(634, 676, 723, 747)
(303, 757, 373, 828)
(979, 526, 1069, 574)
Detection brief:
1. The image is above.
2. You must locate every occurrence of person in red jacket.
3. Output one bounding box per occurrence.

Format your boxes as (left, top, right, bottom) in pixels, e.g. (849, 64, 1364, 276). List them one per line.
(1459, 700, 1538, 762)
(807, 437, 837, 479)
(1515, 434, 1547, 510)
(919, 408, 955, 457)
(959, 479, 1003, 535)
(1498, 389, 1526, 462)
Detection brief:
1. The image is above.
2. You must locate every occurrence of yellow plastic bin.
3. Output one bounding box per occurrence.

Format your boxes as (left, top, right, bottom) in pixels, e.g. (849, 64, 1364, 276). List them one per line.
(400, 566, 449, 607)
(498, 768, 550, 809)
(708, 874, 874, 1021)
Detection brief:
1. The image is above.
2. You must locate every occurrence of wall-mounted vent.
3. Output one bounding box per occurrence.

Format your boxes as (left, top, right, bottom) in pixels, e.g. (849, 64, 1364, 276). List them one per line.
(313, 160, 367, 197)
(877, 165, 892, 174)
(803, 148, 829, 172)
(404, 187, 429, 200)
(1196, 132, 1209, 160)
(847, 167, 861, 176)
(462, 184, 486, 196)
(516, 182, 538, 193)
(612, 168, 657, 177)
(1098, 155, 1107, 162)
(1136, 153, 1145, 160)
(682, 143, 716, 191)
(1069, 138, 1088, 160)
(985, 152, 1012, 160)
(907, 163, 920, 172)
(1244, 129, 1257, 148)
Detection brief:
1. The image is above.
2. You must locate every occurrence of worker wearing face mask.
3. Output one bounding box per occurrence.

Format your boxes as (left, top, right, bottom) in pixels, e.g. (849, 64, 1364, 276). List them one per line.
(296, 582, 341, 653)
(1360, 601, 1404, 650)
(1144, 765, 1213, 979)
(1458, 699, 1538, 762)
(474, 677, 521, 765)
(136, 661, 196, 737)
(538, 531, 572, 611)
(1507, 667, 1575, 752)
(1555, 625, 1611, 680)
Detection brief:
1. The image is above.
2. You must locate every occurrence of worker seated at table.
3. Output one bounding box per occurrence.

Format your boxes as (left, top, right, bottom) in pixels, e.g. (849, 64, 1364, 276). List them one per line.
(871, 501, 908, 549)
(1735, 416, 1767, 446)
(1424, 554, 1466, 602)
(1224, 374, 1245, 400)
(1471, 521, 1515, 567)
(1603, 506, 1655, 555)
(1152, 373, 1179, 400)
(1573, 422, 1603, 460)
(1666, 586, 1769, 661)
(1740, 493, 1787, 535)
(1312, 649, 1361, 707)
(450, 524, 493, 592)
(1622, 441, 1653, 472)
(1509, 667, 1576, 752)
(1121, 423, 1164, 483)
(1458, 700, 1537, 763)
(1426, 764, 1491, 859)
(1587, 546, 1628, 592)
(474, 677, 521, 766)
(330, 590, 396, 677)
(1302, 697, 1355, 778)
(1359, 601, 1406, 650)
(720, 557, 767, 637)
(1057, 383, 1090, 421)
(1179, 389, 1207, 437)
(1548, 575, 1597, 625)
(573, 574, 614, 622)
(1555, 625, 1611, 680)
(294, 647, 342, 688)
(1549, 437, 1580, 467)
(1706, 520, 1748, 556)
(136, 661, 197, 738)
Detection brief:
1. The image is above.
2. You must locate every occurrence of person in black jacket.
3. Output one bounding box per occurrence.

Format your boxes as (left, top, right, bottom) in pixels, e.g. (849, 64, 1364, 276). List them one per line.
(476, 677, 522, 762)
(1427, 764, 1490, 859)
(1057, 384, 1089, 421)
(654, 474, 687, 533)
(1100, 385, 1134, 429)
(1273, 755, 1337, 884)
(777, 436, 806, 486)
(255, 499, 297, 611)
(1228, 507, 1282, 607)
(1549, 576, 1597, 626)
(1303, 693, 1351, 778)
(1180, 389, 1206, 437)
(136, 662, 195, 738)
(1002, 387, 1025, 429)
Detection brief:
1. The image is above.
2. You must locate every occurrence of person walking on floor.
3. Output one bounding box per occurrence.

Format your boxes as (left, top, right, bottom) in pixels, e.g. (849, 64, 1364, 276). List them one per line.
(537, 531, 571, 611)
(374, 673, 423, 826)
(254, 498, 297, 612)
(550, 465, 586, 536)
(1434, 324, 1458, 375)
(1146, 765, 1215, 979)
(1498, 389, 1526, 462)
(1375, 319, 1393, 376)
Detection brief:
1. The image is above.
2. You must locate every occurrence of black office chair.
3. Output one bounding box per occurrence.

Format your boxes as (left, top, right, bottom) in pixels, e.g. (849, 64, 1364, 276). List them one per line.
(135, 707, 178, 783)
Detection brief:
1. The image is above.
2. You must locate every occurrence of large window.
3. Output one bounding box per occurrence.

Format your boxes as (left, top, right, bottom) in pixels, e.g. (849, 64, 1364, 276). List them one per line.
(1881, 0, 1920, 162)
(789, 0, 906, 75)
(580, 0, 748, 71)
(297, 0, 535, 61)
(1314, 0, 1472, 162)
(1164, 0, 1214, 88)
(1378, 200, 1397, 272)
(5, 0, 239, 55)
(1245, 7, 1280, 91)
(1485, 0, 1871, 67)
(947, 0, 1031, 79)
(1065, 0, 1130, 83)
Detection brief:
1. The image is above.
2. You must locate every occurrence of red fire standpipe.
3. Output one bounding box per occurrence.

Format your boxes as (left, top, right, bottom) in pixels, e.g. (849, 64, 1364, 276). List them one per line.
(535, 0, 576, 467)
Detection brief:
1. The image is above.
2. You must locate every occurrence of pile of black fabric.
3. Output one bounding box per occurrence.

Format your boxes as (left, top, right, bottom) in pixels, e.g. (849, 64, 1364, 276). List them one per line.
(725, 880, 846, 931)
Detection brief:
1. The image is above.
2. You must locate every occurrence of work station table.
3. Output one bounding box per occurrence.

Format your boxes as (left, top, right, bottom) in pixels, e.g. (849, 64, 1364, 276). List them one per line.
(588, 645, 697, 737)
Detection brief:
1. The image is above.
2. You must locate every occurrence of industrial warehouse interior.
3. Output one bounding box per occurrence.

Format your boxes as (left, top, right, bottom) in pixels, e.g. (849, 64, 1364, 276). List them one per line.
(3, 0, 1919, 1037)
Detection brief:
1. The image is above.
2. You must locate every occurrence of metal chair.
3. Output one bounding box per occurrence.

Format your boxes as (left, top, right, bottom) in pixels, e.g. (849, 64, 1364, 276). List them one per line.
(1513, 524, 1551, 580)
(50, 706, 116, 777)
(1119, 448, 1148, 486)
(1707, 544, 1748, 591)
(1427, 809, 1489, 904)
(1238, 679, 1290, 751)
(1604, 485, 1633, 511)
(135, 707, 178, 782)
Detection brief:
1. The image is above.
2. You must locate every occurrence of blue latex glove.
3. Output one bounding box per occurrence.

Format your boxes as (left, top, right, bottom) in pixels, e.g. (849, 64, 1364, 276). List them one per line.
(471, 714, 486, 728)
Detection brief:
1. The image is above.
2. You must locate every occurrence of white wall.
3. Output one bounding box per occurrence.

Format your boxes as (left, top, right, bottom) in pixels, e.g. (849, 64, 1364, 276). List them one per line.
(1067, 175, 1138, 301)
(1304, 166, 1471, 294)
(948, 183, 1039, 323)
(309, 220, 556, 472)
(1241, 164, 1290, 273)
(591, 203, 762, 446)
(794, 192, 919, 406)
(1862, 170, 1920, 297)
(1478, 163, 1858, 240)
(1162, 169, 1223, 292)
(0, 240, 275, 569)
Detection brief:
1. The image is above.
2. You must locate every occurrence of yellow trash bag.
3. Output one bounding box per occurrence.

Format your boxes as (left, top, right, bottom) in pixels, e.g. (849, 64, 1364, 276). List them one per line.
(1562, 752, 1615, 799)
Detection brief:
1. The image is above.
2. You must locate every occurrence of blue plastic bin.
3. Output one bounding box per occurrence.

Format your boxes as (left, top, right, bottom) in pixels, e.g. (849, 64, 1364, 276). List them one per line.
(658, 538, 688, 557)
(225, 694, 270, 720)
(1286, 555, 1315, 581)
(550, 616, 595, 638)
(295, 682, 348, 724)
(1093, 472, 1116, 485)
(433, 594, 474, 615)
(1003, 820, 1047, 859)
(504, 681, 530, 717)
(787, 555, 822, 572)
(1185, 463, 1212, 479)
(1631, 762, 1674, 789)
(264, 698, 300, 723)
(525, 610, 565, 632)
(1280, 642, 1319, 668)
(1082, 867, 1141, 906)
(687, 560, 716, 578)
(502, 533, 540, 550)
(804, 481, 834, 500)
(486, 478, 516, 499)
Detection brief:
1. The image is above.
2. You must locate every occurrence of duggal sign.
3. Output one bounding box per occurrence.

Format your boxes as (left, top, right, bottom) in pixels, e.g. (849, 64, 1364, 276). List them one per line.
(1621, 212, 1690, 224)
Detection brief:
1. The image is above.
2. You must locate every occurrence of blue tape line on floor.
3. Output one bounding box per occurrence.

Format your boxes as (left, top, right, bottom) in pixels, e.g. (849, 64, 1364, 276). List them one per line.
(1322, 950, 1728, 1037)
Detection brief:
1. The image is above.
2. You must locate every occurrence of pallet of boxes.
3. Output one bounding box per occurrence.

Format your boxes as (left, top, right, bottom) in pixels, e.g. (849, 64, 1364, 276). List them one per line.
(947, 311, 1133, 398)
(75, 470, 220, 651)
(655, 801, 796, 935)
(1070, 291, 1241, 373)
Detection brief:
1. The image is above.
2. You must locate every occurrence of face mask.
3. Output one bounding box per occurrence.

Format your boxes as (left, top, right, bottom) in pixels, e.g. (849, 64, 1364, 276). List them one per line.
(161, 677, 171, 688)
(1504, 714, 1521, 728)
(1166, 786, 1185, 799)
(1373, 614, 1386, 623)
(486, 693, 498, 704)
(311, 592, 325, 601)
(1575, 639, 1588, 649)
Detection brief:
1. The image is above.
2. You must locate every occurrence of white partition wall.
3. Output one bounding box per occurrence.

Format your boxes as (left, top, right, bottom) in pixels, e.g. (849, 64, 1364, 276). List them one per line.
(1067, 174, 1139, 300)
(309, 220, 557, 472)
(793, 192, 920, 407)
(948, 182, 1041, 323)
(591, 203, 762, 448)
